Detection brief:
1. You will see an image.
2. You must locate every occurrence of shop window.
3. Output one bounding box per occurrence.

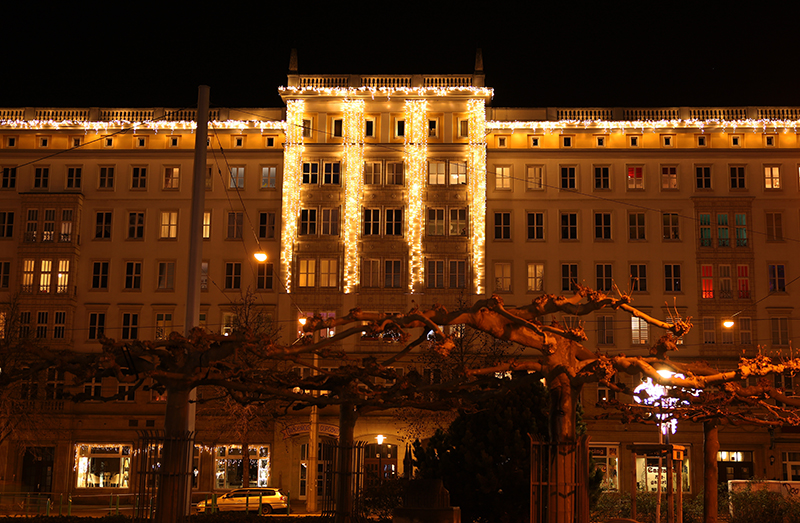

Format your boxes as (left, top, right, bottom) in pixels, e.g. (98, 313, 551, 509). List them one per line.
(75, 444, 131, 488)
(590, 445, 619, 490)
(215, 444, 271, 488)
(635, 454, 690, 492)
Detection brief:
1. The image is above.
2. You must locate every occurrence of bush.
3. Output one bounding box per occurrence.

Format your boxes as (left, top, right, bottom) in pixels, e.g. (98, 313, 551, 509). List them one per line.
(590, 490, 704, 523)
(728, 482, 800, 523)
(356, 478, 405, 522)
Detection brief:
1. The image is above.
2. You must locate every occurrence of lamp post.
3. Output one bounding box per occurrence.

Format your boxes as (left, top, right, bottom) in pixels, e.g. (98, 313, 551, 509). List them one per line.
(376, 435, 384, 484)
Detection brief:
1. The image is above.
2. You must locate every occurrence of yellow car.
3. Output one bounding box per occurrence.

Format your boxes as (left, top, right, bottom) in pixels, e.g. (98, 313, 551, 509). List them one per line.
(196, 488, 288, 514)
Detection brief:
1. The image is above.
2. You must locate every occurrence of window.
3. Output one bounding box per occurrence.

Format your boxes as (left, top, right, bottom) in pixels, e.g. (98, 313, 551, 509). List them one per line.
(98, 167, 114, 189)
(561, 136, 572, 148)
(34, 167, 49, 189)
(395, 119, 406, 138)
(596, 264, 612, 291)
(527, 263, 544, 292)
(429, 161, 446, 185)
(256, 262, 274, 290)
(386, 162, 403, 185)
(122, 261, 141, 291)
(320, 208, 340, 236)
(628, 212, 645, 241)
(629, 135, 640, 147)
(36, 311, 48, 339)
(719, 265, 733, 299)
(302, 118, 313, 138)
(772, 317, 789, 346)
(768, 264, 786, 292)
(225, 262, 241, 290)
(737, 265, 751, 298)
(227, 211, 243, 239)
(201, 261, 209, 290)
(319, 259, 338, 288)
(131, 166, 147, 189)
(57, 259, 69, 294)
(766, 212, 783, 241)
(60, 209, 73, 242)
(121, 313, 139, 340)
(323, 162, 340, 184)
(695, 166, 712, 189)
(43, 209, 55, 241)
(735, 214, 748, 247)
(164, 167, 180, 189)
(596, 136, 606, 148)
(25, 209, 37, 242)
(53, 311, 65, 339)
(385, 260, 402, 288)
(75, 444, 131, 489)
(261, 166, 276, 188)
(494, 263, 512, 292)
(561, 264, 578, 292)
(302, 162, 319, 184)
(631, 317, 649, 344)
(597, 316, 614, 345)
(626, 166, 643, 189)
(128, 212, 144, 239)
(594, 213, 611, 240)
(738, 317, 752, 344)
(664, 264, 682, 292)
(449, 208, 467, 236)
(0, 261, 9, 289)
(2, 166, 16, 188)
(661, 166, 678, 189)
(444, 160, 466, 185)
(560, 212, 578, 240)
(364, 162, 381, 185)
(730, 166, 745, 189)
(386, 209, 403, 236)
(39, 260, 52, 293)
(560, 166, 576, 190)
(717, 214, 730, 247)
(331, 118, 343, 137)
(365, 118, 375, 138)
(594, 166, 610, 190)
(95, 212, 112, 239)
(298, 259, 316, 287)
(527, 212, 544, 240)
(364, 208, 380, 236)
(258, 212, 276, 239)
(494, 212, 511, 240)
(155, 312, 173, 339)
(526, 166, 544, 190)
(67, 167, 82, 189)
(214, 444, 271, 489)
(160, 211, 178, 239)
(88, 313, 105, 340)
(426, 260, 445, 289)
(702, 317, 717, 344)
(22, 259, 34, 292)
(449, 260, 467, 289)
(458, 119, 469, 138)
(228, 167, 244, 189)
(157, 262, 175, 290)
(701, 265, 713, 298)
(203, 211, 211, 239)
(363, 259, 380, 288)
(0, 211, 13, 238)
(765, 135, 776, 147)
(699, 214, 711, 246)
(495, 166, 511, 190)
(662, 213, 679, 240)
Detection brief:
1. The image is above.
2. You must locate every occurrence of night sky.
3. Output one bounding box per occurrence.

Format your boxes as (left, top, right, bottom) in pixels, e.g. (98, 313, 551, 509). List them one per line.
(5, 3, 800, 112)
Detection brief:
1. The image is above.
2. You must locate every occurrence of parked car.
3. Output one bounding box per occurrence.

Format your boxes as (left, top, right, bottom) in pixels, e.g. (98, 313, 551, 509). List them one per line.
(196, 488, 289, 514)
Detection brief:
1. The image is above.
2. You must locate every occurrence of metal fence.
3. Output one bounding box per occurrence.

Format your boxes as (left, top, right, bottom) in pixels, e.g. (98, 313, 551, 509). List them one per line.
(530, 435, 590, 523)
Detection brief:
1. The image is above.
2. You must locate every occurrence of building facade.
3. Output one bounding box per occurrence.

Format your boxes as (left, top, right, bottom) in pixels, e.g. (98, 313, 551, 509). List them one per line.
(1, 68, 799, 505)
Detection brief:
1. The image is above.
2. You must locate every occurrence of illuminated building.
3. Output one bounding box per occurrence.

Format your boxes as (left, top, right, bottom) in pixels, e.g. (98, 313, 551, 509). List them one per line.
(0, 55, 799, 504)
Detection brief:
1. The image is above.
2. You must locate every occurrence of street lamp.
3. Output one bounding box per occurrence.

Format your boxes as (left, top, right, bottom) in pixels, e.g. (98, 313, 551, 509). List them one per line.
(254, 252, 267, 262)
(376, 435, 385, 484)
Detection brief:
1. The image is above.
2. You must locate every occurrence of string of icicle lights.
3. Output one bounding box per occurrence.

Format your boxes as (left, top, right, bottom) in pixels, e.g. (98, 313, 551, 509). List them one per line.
(280, 100, 305, 293)
(404, 99, 428, 293)
(342, 99, 365, 294)
(279, 86, 494, 99)
(467, 99, 487, 296)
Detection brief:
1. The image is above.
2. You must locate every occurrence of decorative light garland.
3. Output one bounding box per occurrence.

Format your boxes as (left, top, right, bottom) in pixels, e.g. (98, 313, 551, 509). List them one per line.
(486, 118, 800, 133)
(280, 100, 305, 293)
(0, 119, 286, 132)
(280, 86, 493, 99)
(404, 99, 428, 293)
(467, 99, 487, 296)
(342, 99, 365, 294)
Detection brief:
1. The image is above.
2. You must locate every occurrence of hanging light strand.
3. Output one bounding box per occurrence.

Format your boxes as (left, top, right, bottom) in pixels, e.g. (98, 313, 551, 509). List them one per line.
(404, 99, 428, 293)
(342, 99, 365, 294)
(280, 99, 305, 293)
(467, 98, 487, 296)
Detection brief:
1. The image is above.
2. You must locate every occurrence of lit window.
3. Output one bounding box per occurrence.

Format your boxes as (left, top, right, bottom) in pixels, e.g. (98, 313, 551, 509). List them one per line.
(261, 166, 277, 188)
(626, 166, 643, 189)
(428, 161, 446, 185)
(631, 317, 649, 344)
(494, 263, 511, 292)
(661, 166, 678, 189)
(319, 258, 338, 288)
(163, 167, 180, 189)
(75, 444, 131, 489)
(229, 167, 245, 189)
(160, 211, 178, 239)
(157, 262, 175, 290)
(527, 263, 544, 292)
(764, 166, 781, 189)
(527, 166, 543, 190)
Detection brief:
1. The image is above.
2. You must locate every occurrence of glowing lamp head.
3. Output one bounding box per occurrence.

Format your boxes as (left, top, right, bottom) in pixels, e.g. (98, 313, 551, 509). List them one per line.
(298, 318, 307, 326)
(723, 319, 735, 329)
(376, 435, 385, 445)
(254, 252, 267, 262)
